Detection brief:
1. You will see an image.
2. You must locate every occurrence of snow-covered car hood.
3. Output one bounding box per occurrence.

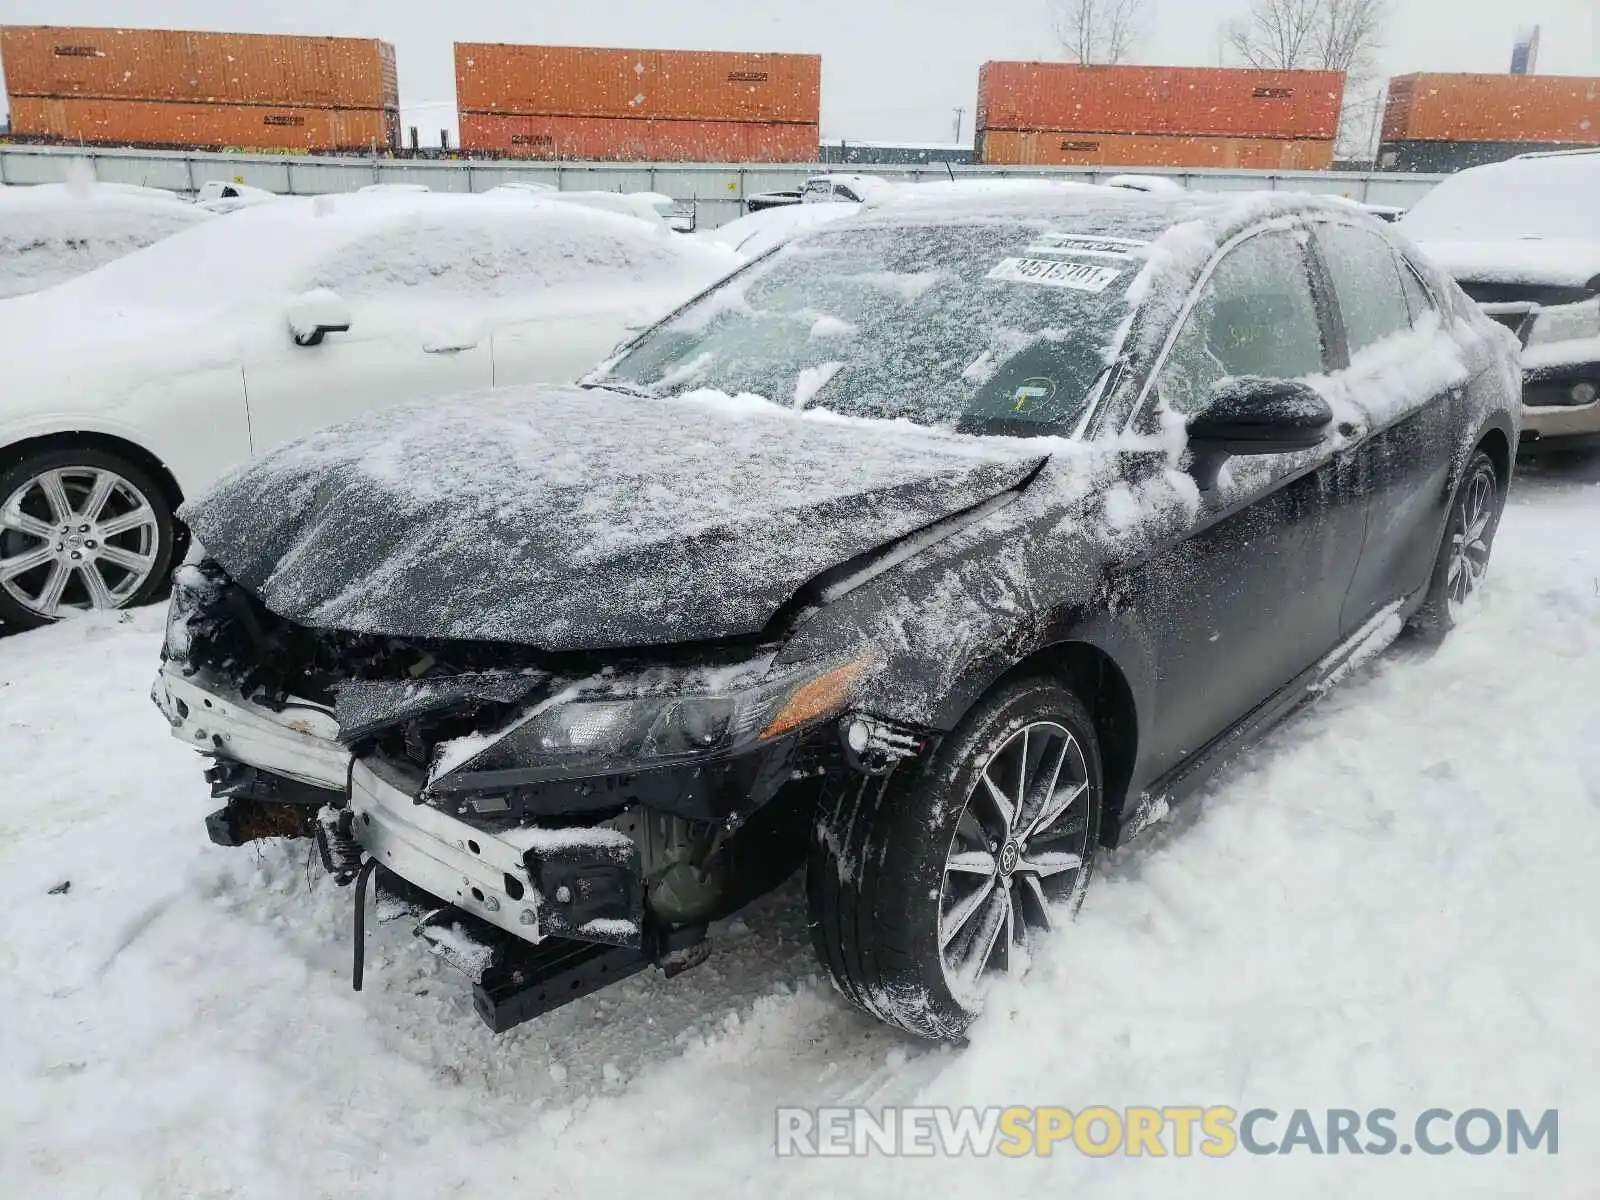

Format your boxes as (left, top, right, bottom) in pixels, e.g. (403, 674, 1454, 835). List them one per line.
(1414, 239, 1600, 289)
(182, 386, 1047, 650)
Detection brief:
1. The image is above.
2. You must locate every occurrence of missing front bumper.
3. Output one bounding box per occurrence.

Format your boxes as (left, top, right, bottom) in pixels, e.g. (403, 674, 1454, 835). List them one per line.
(347, 756, 644, 950)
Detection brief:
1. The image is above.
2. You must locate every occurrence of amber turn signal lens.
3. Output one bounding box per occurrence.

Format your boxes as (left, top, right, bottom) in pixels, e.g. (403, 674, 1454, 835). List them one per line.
(760, 658, 873, 740)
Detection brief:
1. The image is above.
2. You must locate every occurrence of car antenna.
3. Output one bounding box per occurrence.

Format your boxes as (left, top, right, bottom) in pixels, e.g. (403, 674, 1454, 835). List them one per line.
(944, 160, 956, 183)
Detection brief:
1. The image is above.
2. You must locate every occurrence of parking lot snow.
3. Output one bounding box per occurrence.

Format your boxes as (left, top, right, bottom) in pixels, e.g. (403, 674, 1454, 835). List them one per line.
(1, 464, 1598, 1198)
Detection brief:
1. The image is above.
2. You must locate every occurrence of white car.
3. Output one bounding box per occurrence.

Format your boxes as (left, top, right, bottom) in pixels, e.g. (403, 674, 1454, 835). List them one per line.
(800, 174, 891, 204)
(703, 201, 862, 258)
(0, 182, 213, 300)
(0, 191, 739, 628)
(195, 180, 283, 214)
(1401, 150, 1600, 449)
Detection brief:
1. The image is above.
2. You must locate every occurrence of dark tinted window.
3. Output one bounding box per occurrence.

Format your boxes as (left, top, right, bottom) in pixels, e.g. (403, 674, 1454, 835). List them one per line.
(1155, 229, 1324, 416)
(1316, 223, 1412, 354)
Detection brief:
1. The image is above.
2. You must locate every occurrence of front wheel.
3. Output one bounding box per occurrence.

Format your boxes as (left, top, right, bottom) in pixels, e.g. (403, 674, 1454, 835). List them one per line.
(808, 678, 1102, 1040)
(1409, 449, 1502, 641)
(0, 447, 175, 630)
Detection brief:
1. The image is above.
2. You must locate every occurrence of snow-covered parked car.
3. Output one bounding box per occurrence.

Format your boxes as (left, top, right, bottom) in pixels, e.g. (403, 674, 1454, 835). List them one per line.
(1400, 150, 1600, 450)
(0, 181, 212, 300)
(800, 173, 891, 204)
(0, 191, 739, 628)
(194, 180, 283, 214)
(155, 187, 1519, 1041)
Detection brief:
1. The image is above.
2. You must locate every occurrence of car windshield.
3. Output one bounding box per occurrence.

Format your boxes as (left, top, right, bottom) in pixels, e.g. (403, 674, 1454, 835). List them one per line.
(1399, 156, 1600, 242)
(599, 219, 1137, 437)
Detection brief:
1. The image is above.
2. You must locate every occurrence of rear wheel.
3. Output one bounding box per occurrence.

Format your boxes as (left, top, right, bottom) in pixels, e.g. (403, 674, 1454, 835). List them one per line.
(0, 447, 175, 630)
(808, 678, 1102, 1039)
(1409, 449, 1502, 641)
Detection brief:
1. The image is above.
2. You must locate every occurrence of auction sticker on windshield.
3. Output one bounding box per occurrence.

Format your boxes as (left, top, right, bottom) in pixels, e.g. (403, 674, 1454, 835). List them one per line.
(988, 257, 1122, 292)
(1024, 233, 1150, 259)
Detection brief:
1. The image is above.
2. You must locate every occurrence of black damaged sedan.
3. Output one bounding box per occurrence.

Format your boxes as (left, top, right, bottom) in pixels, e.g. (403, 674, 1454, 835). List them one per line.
(155, 187, 1520, 1040)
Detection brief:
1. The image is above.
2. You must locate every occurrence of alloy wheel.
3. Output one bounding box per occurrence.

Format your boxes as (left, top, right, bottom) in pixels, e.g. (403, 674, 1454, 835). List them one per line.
(1445, 468, 1495, 621)
(0, 467, 161, 620)
(939, 720, 1092, 998)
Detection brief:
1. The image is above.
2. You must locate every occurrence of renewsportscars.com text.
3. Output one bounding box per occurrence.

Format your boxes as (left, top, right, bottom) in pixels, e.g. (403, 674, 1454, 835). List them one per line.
(774, 1106, 1559, 1158)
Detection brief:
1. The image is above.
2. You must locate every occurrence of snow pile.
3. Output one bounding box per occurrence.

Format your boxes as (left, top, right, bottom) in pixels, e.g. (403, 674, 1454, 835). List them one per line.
(0, 182, 213, 299)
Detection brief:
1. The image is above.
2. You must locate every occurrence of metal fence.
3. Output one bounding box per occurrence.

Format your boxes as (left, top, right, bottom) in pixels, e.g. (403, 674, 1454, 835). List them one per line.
(0, 143, 1446, 230)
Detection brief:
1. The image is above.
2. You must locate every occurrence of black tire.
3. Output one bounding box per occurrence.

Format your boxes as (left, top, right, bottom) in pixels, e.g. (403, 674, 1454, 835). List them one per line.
(807, 677, 1102, 1040)
(0, 446, 176, 631)
(1408, 450, 1502, 643)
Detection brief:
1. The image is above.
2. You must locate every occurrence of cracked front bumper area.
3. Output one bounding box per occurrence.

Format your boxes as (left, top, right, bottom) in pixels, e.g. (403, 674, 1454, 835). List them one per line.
(156, 663, 645, 957)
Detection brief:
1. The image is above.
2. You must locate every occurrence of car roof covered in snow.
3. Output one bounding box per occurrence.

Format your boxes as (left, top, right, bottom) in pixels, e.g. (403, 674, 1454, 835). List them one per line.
(854, 179, 1348, 235)
(7, 189, 737, 313)
(0, 181, 214, 299)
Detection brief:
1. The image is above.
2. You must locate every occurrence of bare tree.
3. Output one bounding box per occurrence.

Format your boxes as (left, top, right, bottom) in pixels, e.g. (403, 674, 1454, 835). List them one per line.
(1223, 0, 1390, 160)
(1054, 0, 1152, 66)
(1224, 0, 1389, 81)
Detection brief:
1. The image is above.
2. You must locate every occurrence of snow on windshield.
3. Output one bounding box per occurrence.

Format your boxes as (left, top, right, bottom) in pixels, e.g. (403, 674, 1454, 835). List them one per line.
(603, 217, 1140, 437)
(1400, 154, 1600, 242)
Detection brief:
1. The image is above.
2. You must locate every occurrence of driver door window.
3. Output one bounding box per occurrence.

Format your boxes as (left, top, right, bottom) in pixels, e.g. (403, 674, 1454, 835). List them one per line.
(1155, 229, 1326, 417)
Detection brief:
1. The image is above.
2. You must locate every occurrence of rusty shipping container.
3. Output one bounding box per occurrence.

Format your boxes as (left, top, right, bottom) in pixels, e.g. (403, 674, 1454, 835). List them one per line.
(977, 129, 1336, 170)
(977, 62, 1345, 140)
(460, 112, 819, 162)
(1382, 73, 1600, 144)
(9, 95, 399, 153)
(0, 25, 398, 110)
(455, 43, 821, 125)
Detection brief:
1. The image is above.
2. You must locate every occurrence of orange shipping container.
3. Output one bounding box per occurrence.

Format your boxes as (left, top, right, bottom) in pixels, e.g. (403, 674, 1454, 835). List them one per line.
(0, 26, 398, 110)
(977, 62, 1345, 140)
(456, 44, 821, 125)
(1382, 73, 1600, 144)
(9, 95, 399, 152)
(977, 129, 1336, 171)
(460, 112, 818, 162)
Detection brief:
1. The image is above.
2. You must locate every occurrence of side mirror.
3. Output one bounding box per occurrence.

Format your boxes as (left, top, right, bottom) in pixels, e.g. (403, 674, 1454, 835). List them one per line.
(1185, 376, 1333, 490)
(287, 288, 352, 347)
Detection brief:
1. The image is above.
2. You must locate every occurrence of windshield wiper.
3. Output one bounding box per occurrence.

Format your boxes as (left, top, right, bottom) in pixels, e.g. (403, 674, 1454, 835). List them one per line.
(580, 379, 654, 399)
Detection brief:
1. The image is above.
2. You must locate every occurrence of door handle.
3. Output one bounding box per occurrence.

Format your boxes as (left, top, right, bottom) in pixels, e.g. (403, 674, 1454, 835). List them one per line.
(423, 341, 479, 354)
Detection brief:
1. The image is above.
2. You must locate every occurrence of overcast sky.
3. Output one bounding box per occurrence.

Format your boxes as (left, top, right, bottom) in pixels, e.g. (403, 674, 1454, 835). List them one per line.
(0, 0, 1595, 143)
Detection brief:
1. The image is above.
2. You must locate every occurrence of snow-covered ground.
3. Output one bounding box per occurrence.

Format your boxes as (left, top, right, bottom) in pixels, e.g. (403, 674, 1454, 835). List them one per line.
(2, 460, 1598, 1198)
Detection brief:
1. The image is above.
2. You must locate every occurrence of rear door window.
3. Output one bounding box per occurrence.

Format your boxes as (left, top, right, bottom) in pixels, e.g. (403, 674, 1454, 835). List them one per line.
(1315, 223, 1414, 354)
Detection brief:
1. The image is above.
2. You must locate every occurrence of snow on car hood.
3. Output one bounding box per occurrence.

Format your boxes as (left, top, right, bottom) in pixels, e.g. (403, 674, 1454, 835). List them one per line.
(1414, 239, 1600, 289)
(182, 386, 1048, 650)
